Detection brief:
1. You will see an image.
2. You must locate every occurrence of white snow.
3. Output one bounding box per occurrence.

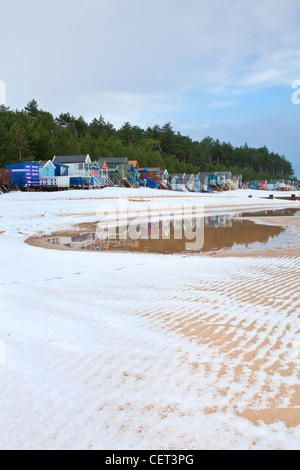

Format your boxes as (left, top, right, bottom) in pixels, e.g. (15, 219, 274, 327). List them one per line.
(0, 188, 299, 450)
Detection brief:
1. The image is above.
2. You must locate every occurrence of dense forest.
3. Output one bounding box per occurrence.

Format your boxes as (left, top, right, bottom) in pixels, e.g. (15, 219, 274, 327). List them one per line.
(0, 100, 296, 182)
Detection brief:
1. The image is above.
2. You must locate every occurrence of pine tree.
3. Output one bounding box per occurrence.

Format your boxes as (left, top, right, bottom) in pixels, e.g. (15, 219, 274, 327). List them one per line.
(25, 99, 39, 119)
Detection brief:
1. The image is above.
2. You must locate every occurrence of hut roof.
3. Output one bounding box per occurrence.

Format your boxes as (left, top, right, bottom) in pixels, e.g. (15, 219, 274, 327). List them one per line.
(99, 157, 128, 166)
(53, 155, 91, 164)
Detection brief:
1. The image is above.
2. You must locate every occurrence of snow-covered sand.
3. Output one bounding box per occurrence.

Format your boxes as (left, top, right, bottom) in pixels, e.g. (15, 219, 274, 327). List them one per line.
(0, 188, 299, 450)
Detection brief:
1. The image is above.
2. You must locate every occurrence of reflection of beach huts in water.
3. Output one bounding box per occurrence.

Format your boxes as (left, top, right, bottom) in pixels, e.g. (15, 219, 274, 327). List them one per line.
(205, 215, 232, 228)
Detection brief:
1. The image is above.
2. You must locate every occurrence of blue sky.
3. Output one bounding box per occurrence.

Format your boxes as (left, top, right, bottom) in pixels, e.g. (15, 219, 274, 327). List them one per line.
(1, 0, 300, 177)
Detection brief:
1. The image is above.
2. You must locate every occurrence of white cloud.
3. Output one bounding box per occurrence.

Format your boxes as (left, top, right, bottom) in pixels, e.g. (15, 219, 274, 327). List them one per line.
(78, 91, 187, 128)
(1, 0, 300, 142)
(67, 0, 300, 124)
(2, 0, 300, 96)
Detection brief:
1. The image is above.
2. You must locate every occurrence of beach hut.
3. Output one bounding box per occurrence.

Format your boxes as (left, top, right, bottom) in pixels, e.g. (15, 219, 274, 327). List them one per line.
(51, 162, 70, 188)
(37, 160, 57, 186)
(128, 160, 139, 170)
(162, 169, 169, 182)
(138, 168, 148, 186)
(52, 155, 92, 176)
(37, 160, 47, 178)
(93, 162, 108, 187)
(159, 169, 170, 189)
(89, 161, 100, 177)
(198, 173, 214, 192)
(5, 162, 40, 188)
(147, 168, 162, 181)
(138, 168, 147, 179)
(168, 174, 183, 191)
(98, 160, 109, 185)
(127, 164, 136, 183)
(53, 162, 68, 177)
(0, 168, 12, 191)
(98, 157, 129, 179)
(224, 172, 236, 190)
(198, 174, 210, 192)
(214, 172, 226, 188)
(232, 174, 242, 189)
(179, 173, 187, 186)
(259, 181, 268, 190)
(194, 173, 201, 191)
(39, 160, 56, 179)
(186, 174, 195, 191)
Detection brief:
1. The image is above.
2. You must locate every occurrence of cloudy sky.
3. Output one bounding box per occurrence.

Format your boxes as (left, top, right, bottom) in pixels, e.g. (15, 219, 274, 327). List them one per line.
(1, 0, 300, 177)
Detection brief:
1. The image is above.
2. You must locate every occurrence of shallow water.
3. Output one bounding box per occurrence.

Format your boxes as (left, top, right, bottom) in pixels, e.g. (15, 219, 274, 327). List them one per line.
(240, 208, 300, 217)
(46, 209, 300, 254)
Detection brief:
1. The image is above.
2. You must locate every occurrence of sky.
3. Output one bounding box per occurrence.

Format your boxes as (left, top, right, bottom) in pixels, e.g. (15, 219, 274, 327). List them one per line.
(0, 0, 300, 177)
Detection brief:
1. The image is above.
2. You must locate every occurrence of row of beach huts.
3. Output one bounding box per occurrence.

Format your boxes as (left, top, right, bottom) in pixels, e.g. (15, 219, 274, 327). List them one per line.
(247, 180, 298, 191)
(0, 154, 298, 193)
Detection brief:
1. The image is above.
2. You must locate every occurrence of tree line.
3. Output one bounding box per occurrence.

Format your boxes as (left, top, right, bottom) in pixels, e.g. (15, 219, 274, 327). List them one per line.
(0, 99, 296, 181)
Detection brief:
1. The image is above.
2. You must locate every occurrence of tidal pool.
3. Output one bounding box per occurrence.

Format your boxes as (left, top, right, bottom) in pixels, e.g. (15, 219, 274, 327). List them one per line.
(45, 209, 300, 254)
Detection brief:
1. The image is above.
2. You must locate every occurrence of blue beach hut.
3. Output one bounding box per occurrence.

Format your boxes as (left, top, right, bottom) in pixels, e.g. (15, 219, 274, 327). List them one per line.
(5, 162, 40, 188)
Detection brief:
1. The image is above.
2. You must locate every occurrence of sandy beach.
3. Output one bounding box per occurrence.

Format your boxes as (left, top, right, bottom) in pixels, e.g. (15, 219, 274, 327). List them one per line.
(0, 187, 299, 449)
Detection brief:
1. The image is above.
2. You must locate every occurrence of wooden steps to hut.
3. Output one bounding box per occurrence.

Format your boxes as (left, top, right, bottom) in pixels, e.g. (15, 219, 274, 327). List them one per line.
(120, 178, 135, 188)
(210, 184, 222, 192)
